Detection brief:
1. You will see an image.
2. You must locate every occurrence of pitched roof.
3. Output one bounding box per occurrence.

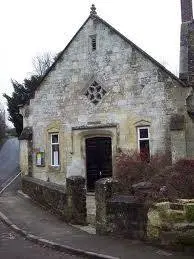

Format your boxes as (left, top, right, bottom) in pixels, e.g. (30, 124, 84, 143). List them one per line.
(31, 13, 187, 97)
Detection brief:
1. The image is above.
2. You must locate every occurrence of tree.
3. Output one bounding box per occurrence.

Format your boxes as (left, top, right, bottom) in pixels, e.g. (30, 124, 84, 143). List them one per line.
(4, 52, 55, 136)
(4, 77, 41, 136)
(32, 52, 54, 77)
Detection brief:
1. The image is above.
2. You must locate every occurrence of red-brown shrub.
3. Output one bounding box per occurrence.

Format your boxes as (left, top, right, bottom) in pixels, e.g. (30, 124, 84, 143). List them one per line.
(151, 159, 194, 200)
(115, 149, 194, 200)
(115, 150, 170, 193)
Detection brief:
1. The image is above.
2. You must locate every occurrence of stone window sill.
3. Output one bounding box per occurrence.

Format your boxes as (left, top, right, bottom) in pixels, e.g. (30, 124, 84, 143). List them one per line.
(48, 165, 61, 172)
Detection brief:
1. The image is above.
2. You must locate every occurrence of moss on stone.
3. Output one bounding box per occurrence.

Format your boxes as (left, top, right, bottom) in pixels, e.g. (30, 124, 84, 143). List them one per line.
(147, 223, 160, 239)
(185, 204, 194, 222)
(148, 202, 194, 247)
(148, 209, 163, 228)
(155, 202, 170, 210)
(158, 209, 185, 224)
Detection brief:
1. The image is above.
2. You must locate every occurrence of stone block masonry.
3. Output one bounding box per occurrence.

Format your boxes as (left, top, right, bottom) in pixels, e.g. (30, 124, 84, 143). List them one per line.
(147, 200, 194, 250)
(19, 14, 192, 185)
(22, 176, 87, 225)
(66, 176, 87, 225)
(95, 177, 148, 240)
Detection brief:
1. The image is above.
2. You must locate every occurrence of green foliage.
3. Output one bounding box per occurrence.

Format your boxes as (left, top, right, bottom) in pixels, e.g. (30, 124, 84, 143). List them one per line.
(3, 75, 42, 136)
(3, 51, 57, 137)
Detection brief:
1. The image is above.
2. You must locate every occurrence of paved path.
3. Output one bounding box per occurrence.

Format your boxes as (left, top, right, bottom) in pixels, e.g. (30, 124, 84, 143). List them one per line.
(0, 194, 193, 259)
(0, 220, 82, 258)
(0, 138, 19, 189)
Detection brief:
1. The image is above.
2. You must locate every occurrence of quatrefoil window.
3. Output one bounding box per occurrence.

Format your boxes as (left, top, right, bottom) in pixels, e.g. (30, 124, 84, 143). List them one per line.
(85, 81, 106, 105)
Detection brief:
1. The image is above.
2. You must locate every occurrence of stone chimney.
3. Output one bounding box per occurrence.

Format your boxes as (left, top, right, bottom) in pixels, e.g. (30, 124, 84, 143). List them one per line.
(181, 0, 193, 22)
(179, 0, 194, 85)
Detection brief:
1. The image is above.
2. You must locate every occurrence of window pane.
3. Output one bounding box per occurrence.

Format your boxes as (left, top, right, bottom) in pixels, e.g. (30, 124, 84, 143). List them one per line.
(139, 140, 150, 161)
(52, 134, 58, 143)
(139, 128, 148, 139)
(52, 144, 59, 165)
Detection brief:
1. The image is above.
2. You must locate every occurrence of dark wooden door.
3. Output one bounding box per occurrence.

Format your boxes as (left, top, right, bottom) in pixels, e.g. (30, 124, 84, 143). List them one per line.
(86, 137, 112, 191)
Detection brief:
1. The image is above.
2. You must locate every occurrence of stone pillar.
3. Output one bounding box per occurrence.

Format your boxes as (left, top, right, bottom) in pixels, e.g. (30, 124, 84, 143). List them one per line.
(95, 178, 120, 234)
(107, 196, 148, 240)
(19, 140, 29, 176)
(19, 127, 33, 176)
(95, 178, 148, 239)
(66, 176, 87, 225)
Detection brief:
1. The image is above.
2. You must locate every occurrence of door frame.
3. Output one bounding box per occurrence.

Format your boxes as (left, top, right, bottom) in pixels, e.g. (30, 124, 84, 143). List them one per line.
(85, 136, 113, 191)
(69, 125, 118, 183)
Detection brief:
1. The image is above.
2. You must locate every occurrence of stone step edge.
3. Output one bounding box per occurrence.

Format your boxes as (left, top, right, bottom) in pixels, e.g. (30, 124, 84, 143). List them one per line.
(0, 210, 119, 259)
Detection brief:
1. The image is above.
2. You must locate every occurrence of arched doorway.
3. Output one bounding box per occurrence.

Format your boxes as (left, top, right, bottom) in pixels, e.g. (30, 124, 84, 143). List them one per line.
(85, 137, 112, 191)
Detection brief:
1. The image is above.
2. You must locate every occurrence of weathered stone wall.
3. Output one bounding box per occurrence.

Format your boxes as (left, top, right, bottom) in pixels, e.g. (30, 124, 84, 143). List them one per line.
(66, 176, 87, 225)
(95, 177, 194, 247)
(95, 178, 119, 234)
(95, 178, 148, 240)
(20, 16, 191, 184)
(19, 140, 29, 176)
(147, 200, 194, 250)
(22, 175, 87, 225)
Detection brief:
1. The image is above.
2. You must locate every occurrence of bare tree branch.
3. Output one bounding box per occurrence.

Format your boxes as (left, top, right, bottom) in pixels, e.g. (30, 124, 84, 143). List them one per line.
(32, 52, 55, 77)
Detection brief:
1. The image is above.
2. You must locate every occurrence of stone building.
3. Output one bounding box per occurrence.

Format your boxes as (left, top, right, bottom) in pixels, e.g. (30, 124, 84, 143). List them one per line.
(19, 2, 194, 191)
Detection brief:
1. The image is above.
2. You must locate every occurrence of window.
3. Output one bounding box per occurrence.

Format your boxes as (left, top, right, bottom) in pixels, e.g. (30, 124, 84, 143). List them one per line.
(90, 35, 96, 51)
(51, 134, 60, 166)
(85, 81, 106, 105)
(137, 127, 150, 161)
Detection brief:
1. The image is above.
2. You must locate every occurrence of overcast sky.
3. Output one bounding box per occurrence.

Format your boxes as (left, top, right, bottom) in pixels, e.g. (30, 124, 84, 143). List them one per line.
(0, 0, 191, 112)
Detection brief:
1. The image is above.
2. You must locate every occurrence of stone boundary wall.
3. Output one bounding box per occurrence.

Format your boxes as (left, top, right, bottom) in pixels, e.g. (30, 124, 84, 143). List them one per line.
(22, 176, 86, 225)
(95, 177, 194, 250)
(147, 200, 194, 250)
(95, 178, 148, 240)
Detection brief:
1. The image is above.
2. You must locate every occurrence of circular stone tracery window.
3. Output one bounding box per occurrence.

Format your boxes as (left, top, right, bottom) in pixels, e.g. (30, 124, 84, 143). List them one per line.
(85, 81, 106, 105)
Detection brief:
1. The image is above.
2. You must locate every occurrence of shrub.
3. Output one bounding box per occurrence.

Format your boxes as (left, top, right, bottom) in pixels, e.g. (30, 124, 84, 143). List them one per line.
(151, 159, 194, 200)
(115, 149, 170, 194)
(115, 149, 194, 200)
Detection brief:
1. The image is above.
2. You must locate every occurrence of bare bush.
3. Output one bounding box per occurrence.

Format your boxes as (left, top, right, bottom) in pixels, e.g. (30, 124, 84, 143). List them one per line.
(115, 149, 194, 201)
(115, 149, 169, 194)
(151, 159, 194, 201)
